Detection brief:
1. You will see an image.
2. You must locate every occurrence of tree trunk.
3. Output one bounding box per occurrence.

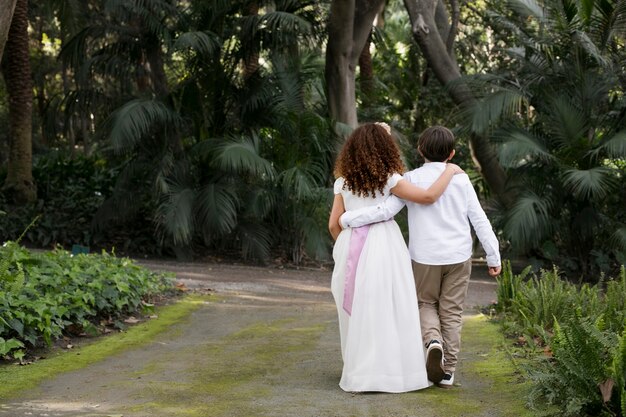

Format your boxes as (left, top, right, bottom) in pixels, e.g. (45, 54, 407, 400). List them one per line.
(243, 1, 260, 80)
(1, 0, 36, 204)
(0, 0, 17, 63)
(325, 0, 386, 129)
(403, 0, 509, 203)
(358, 32, 374, 99)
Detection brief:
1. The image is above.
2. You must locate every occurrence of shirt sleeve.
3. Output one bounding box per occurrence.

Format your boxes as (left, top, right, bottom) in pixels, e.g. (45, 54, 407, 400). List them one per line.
(387, 173, 403, 188)
(340, 194, 406, 228)
(466, 184, 501, 267)
(333, 178, 344, 195)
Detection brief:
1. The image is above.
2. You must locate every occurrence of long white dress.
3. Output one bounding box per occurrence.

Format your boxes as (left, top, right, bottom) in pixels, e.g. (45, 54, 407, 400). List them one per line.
(331, 174, 430, 393)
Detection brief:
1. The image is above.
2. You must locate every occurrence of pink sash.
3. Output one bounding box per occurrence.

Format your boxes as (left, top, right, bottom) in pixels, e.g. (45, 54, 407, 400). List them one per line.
(343, 225, 370, 315)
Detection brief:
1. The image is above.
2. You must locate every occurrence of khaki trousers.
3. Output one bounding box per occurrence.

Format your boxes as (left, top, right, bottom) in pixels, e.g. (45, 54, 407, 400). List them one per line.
(412, 259, 472, 374)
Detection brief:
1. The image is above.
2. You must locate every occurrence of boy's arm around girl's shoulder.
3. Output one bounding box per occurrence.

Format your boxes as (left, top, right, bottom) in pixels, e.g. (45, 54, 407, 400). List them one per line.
(465, 180, 501, 269)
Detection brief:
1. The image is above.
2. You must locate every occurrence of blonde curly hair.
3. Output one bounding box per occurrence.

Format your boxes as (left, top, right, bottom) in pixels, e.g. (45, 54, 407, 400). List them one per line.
(334, 123, 406, 198)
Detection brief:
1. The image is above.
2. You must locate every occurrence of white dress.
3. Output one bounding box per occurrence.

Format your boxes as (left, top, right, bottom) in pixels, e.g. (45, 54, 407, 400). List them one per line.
(331, 174, 430, 393)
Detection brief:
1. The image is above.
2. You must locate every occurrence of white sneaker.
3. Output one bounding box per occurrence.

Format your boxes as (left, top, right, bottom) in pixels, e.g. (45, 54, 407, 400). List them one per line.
(425, 340, 445, 383)
(438, 373, 454, 388)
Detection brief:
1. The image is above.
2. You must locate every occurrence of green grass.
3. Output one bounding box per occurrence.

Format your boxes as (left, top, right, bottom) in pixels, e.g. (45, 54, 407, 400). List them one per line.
(0, 295, 207, 400)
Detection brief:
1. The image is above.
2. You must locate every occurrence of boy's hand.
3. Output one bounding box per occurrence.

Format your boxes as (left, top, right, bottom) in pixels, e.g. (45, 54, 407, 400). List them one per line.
(488, 266, 501, 277)
(375, 122, 391, 134)
(446, 163, 464, 174)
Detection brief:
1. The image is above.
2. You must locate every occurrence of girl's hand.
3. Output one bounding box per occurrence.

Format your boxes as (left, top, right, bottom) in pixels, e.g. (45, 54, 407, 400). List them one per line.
(446, 163, 464, 174)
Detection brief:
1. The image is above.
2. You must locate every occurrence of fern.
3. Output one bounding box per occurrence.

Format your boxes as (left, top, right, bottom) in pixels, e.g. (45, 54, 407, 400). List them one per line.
(615, 330, 626, 416)
(527, 313, 619, 416)
(495, 260, 531, 312)
(604, 266, 626, 334)
(512, 267, 577, 337)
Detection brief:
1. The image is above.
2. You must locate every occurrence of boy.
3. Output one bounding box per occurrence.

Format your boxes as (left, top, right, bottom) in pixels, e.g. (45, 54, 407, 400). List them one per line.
(339, 126, 501, 387)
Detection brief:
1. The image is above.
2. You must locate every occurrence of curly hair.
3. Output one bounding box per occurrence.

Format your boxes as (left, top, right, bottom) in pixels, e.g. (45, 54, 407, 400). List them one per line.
(334, 123, 406, 198)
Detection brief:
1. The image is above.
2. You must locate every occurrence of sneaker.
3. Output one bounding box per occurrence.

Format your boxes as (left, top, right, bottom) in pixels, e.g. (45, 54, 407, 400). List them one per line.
(425, 340, 445, 383)
(438, 372, 454, 388)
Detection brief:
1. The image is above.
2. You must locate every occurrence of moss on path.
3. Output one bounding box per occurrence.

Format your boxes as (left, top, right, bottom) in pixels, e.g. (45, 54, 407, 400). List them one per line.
(0, 264, 539, 417)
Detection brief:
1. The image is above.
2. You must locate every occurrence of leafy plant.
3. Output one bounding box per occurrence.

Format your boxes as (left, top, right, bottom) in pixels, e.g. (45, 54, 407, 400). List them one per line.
(495, 260, 531, 312)
(527, 313, 619, 416)
(469, 0, 626, 280)
(496, 263, 626, 416)
(0, 244, 174, 360)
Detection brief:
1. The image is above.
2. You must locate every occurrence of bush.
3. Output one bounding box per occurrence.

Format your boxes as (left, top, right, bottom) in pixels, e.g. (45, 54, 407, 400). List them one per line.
(496, 264, 626, 416)
(0, 153, 116, 248)
(0, 153, 161, 255)
(0, 242, 175, 360)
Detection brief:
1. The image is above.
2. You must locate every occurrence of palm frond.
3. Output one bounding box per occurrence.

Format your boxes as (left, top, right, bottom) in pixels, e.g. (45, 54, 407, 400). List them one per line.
(572, 30, 609, 66)
(300, 215, 331, 260)
(504, 191, 553, 249)
(235, 221, 272, 261)
(486, 9, 534, 47)
(609, 226, 626, 255)
(59, 26, 107, 71)
(241, 188, 276, 220)
(496, 129, 553, 168)
(273, 58, 306, 111)
(50, 0, 86, 39)
(195, 183, 239, 238)
(615, 1, 626, 36)
(261, 10, 313, 37)
(508, 0, 546, 21)
(545, 96, 587, 147)
(107, 99, 183, 153)
(212, 137, 276, 180)
(279, 162, 326, 200)
(155, 185, 196, 245)
(591, 130, 626, 159)
(240, 79, 281, 123)
(562, 167, 618, 200)
(105, 0, 177, 42)
(471, 89, 527, 134)
(173, 31, 222, 57)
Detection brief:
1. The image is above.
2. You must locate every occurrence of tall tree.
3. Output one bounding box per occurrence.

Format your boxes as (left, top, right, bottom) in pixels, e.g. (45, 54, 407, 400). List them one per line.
(325, 0, 386, 128)
(467, 0, 626, 278)
(403, 0, 509, 201)
(1, 0, 36, 204)
(0, 0, 17, 63)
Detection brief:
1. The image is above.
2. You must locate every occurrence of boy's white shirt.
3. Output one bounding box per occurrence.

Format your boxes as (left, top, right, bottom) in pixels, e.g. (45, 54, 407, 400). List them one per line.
(339, 162, 501, 267)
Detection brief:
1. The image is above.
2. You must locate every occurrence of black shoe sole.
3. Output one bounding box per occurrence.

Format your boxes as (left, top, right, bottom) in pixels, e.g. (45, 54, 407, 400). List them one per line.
(426, 346, 445, 383)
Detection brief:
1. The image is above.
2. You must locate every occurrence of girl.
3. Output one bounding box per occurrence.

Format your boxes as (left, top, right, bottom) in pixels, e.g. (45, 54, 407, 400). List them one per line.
(328, 123, 462, 393)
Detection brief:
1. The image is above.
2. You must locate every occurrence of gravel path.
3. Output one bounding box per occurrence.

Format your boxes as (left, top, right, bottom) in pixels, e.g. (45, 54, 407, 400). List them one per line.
(0, 260, 537, 417)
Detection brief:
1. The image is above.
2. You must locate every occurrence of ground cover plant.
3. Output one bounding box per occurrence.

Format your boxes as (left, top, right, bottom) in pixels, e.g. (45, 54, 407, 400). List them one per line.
(0, 241, 175, 361)
(495, 261, 626, 416)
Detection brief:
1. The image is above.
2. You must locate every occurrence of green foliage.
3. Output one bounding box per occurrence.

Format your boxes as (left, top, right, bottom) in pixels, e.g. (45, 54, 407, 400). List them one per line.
(0, 153, 119, 248)
(615, 329, 626, 416)
(496, 264, 626, 416)
(0, 243, 174, 360)
(495, 260, 531, 312)
(53, 0, 334, 263)
(512, 267, 579, 334)
(527, 314, 618, 416)
(471, 0, 626, 280)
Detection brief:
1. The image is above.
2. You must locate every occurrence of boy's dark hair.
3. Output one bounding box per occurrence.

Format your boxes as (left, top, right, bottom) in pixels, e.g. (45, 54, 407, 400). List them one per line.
(418, 126, 455, 162)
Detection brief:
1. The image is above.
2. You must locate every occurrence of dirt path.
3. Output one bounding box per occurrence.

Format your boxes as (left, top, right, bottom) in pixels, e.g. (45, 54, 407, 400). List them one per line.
(0, 261, 536, 417)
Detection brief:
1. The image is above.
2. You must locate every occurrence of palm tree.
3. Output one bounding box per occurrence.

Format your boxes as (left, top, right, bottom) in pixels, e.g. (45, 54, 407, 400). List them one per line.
(76, 0, 333, 262)
(467, 0, 626, 279)
(1, 0, 36, 204)
(0, 0, 17, 63)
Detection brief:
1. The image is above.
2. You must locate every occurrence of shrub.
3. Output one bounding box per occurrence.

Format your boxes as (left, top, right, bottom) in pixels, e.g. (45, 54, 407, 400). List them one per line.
(527, 314, 618, 416)
(0, 242, 175, 360)
(496, 265, 626, 416)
